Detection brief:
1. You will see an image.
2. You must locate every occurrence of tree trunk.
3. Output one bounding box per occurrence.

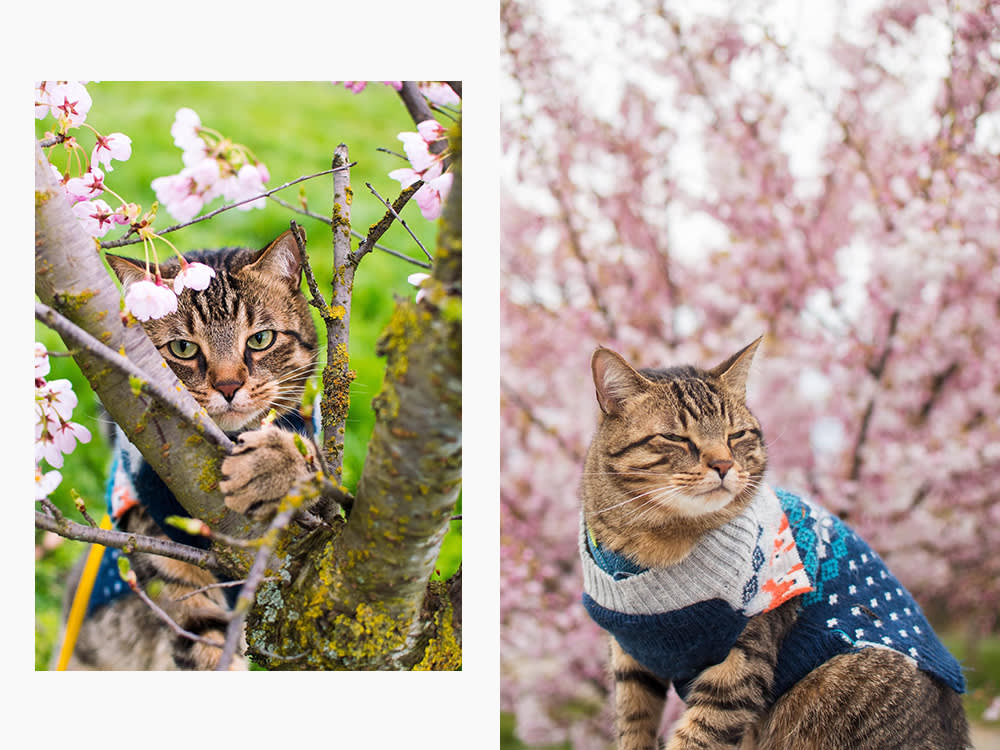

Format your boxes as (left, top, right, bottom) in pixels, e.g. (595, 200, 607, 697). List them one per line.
(246, 122, 462, 669)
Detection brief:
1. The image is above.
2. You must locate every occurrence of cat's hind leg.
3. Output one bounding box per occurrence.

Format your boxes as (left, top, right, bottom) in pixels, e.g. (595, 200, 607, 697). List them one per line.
(755, 648, 970, 750)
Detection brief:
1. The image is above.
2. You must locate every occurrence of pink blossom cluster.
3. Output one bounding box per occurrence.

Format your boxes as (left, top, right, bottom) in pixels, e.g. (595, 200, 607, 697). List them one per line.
(36, 84, 218, 321)
(389, 119, 454, 220)
(335, 81, 403, 92)
(334, 80, 459, 107)
(151, 108, 270, 223)
(34, 343, 91, 500)
(36, 81, 134, 239)
(123, 259, 216, 322)
(501, 0, 1000, 743)
(337, 81, 459, 220)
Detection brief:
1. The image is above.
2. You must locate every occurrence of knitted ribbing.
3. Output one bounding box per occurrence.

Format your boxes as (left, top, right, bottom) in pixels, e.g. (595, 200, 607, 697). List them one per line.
(580, 485, 808, 617)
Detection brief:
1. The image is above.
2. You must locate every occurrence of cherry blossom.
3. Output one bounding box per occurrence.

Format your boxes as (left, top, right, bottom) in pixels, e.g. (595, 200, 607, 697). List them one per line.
(35, 463, 62, 501)
(113, 202, 140, 225)
(34, 81, 54, 119)
(173, 261, 216, 294)
(91, 132, 132, 172)
(124, 277, 179, 321)
(46, 81, 92, 128)
(64, 168, 105, 203)
(34, 348, 92, 480)
(226, 163, 268, 210)
(336, 81, 404, 93)
(398, 131, 441, 175)
(417, 119, 447, 143)
(388, 117, 454, 219)
(152, 108, 269, 222)
(34, 342, 50, 380)
(170, 107, 204, 154)
(414, 172, 453, 220)
(72, 199, 116, 238)
(418, 82, 460, 107)
(151, 173, 204, 222)
(407, 272, 431, 303)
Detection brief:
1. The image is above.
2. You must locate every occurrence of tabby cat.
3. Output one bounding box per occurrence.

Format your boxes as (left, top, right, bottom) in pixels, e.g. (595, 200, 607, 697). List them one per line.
(60, 229, 321, 670)
(580, 339, 970, 750)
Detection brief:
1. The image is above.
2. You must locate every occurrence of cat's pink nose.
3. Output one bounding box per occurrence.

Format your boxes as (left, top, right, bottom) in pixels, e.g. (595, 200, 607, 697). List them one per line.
(215, 380, 244, 402)
(709, 459, 733, 479)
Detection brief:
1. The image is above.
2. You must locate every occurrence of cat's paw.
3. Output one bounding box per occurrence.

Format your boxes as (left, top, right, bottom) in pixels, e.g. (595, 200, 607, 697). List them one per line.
(219, 425, 313, 522)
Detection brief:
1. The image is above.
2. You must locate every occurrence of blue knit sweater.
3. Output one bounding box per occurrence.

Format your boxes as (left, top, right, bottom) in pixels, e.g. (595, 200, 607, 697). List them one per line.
(581, 487, 965, 701)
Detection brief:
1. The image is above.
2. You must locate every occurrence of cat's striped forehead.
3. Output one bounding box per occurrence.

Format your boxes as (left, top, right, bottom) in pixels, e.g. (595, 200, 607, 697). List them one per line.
(638, 366, 734, 426)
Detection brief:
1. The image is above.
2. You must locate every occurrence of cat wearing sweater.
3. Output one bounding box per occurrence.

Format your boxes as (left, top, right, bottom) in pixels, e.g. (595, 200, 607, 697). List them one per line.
(580, 339, 969, 750)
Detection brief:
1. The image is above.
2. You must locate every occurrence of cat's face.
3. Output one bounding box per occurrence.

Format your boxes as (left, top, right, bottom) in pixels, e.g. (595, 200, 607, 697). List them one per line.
(584, 340, 767, 527)
(108, 231, 318, 433)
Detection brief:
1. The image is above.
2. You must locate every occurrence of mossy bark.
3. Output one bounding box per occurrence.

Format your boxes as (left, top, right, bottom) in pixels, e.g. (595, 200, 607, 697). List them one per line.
(246, 121, 463, 670)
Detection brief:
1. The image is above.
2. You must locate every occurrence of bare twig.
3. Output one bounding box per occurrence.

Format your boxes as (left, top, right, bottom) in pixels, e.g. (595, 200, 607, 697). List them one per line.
(175, 577, 279, 602)
(38, 134, 67, 149)
(127, 575, 225, 650)
(849, 309, 901, 482)
(100, 164, 356, 249)
(271, 193, 431, 269)
(364, 182, 431, 261)
(34, 510, 218, 569)
(291, 219, 333, 322)
(35, 301, 233, 452)
(267, 193, 332, 224)
(354, 182, 427, 265)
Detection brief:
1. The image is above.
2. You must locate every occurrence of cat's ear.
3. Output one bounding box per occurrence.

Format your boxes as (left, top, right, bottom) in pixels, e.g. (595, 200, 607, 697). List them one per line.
(710, 336, 763, 398)
(592, 347, 647, 416)
(247, 229, 306, 286)
(105, 254, 148, 292)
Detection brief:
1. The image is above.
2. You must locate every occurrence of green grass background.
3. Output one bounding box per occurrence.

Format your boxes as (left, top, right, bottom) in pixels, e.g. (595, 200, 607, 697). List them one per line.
(34, 81, 461, 669)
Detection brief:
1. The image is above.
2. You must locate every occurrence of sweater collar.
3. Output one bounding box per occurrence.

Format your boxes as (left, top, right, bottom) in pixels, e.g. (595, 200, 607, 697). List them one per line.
(580, 484, 814, 617)
(585, 525, 647, 580)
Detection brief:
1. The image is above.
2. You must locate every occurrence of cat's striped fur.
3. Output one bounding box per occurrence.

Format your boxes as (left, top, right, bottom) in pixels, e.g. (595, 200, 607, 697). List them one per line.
(581, 340, 969, 749)
(60, 230, 319, 670)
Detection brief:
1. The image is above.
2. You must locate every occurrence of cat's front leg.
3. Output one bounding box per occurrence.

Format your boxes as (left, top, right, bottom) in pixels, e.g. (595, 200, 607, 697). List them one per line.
(665, 601, 798, 750)
(610, 638, 670, 750)
(220, 424, 316, 522)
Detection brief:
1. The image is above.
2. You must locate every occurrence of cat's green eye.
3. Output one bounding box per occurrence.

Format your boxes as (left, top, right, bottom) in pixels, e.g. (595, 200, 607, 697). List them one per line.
(729, 430, 748, 441)
(247, 330, 276, 351)
(167, 340, 200, 359)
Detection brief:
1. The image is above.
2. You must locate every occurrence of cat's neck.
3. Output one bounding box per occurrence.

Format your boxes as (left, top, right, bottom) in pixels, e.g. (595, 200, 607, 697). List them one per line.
(586, 485, 763, 569)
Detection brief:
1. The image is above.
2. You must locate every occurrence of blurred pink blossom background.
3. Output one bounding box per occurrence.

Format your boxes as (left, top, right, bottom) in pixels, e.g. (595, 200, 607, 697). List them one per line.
(500, 0, 1000, 745)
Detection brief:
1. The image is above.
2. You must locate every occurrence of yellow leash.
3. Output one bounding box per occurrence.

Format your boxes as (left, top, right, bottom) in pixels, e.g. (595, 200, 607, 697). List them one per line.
(55, 514, 112, 671)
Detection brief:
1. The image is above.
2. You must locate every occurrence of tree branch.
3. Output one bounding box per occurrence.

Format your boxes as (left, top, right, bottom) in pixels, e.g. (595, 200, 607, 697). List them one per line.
(35, 300, 232, 450)
(361, 182, 432, 261)
(99, 165, 355, 249)
(34, 141, 261, 574)
(317, 145, 355, 478)
(35, 510, 218, 569)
